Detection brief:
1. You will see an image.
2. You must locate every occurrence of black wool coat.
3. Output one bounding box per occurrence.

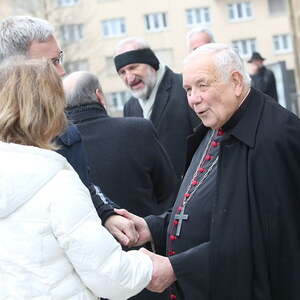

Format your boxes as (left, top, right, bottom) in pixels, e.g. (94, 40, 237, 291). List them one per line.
(67, 103, 177, 218)
(123, 66, 200, 181)
(146, 88, 300, 300)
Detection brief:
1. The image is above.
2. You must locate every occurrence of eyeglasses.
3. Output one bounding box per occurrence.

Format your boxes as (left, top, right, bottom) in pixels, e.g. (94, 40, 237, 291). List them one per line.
(51, 50, 64, 66)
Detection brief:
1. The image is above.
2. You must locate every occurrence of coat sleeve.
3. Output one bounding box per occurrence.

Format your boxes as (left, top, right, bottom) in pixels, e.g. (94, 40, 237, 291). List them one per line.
(169, 242, 210, 296)
(50, 167, 152, 300)
(145, 211, 171, 252)
(146, 211, 210, 296)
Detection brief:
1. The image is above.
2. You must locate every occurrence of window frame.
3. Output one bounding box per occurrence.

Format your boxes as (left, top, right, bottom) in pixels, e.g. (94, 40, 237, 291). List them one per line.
(144, 12, 168, 32)
(60, 24, 84, 44)
(101, 18, 127, 38)
(227, 1, 253, 22)
(272, 34, 293, 54)
(57, 0, 79, 7)
(232, 38, 257, 58)
(186, 7, 211, 27)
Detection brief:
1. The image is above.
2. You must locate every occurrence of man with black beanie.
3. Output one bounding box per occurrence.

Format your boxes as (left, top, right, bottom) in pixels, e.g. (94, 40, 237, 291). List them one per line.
(114, 37, 200, 185)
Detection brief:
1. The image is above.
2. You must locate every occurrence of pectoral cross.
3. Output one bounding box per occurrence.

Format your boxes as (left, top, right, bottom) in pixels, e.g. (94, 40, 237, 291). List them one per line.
(174, 206, 189, 236)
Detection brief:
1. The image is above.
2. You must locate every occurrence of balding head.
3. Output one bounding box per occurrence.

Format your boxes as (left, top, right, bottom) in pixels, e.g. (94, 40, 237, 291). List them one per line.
(186, 27, 214, 53)
(63, 71, 104, 108)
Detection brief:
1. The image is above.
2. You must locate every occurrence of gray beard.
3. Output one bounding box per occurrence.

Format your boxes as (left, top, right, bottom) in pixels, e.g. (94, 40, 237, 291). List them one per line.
(131, 85, 152, 100)
(130, 69, 157, 100)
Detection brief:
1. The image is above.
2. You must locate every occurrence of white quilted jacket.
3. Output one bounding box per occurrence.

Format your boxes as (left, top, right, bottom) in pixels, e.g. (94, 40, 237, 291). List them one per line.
(0, 142, 152, 299)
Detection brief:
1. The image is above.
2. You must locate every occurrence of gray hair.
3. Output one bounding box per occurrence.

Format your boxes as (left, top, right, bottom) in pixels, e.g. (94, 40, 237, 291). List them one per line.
(0, 16, 54, 62)
(186, 26, 215, 44)
(64, 71, 102, 108)
(114, 37, 150, 55)
(185, 43, 251, 85)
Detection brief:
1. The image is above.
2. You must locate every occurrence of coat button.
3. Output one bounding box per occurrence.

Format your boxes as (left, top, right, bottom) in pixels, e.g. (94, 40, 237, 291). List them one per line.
(170, 235, 177, 241)
(217, 129, 224, 136)
(211, 141, 219, 147)
(198, 167, 206, 173)
(170, 294, 177, 299)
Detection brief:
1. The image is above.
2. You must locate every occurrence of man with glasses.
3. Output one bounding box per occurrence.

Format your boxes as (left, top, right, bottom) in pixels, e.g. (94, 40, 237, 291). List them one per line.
(0, 16, 139, 247)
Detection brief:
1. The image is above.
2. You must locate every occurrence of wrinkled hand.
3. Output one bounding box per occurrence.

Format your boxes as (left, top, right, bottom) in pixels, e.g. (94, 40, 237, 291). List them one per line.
(104, 214, 139, 247)
(115, 209, 152, 246)
(140, 248, 176, 293)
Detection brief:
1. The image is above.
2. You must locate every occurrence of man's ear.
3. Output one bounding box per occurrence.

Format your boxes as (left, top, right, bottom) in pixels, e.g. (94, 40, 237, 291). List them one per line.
(95, 88, 106, 107)
(231, 71, 244, 97)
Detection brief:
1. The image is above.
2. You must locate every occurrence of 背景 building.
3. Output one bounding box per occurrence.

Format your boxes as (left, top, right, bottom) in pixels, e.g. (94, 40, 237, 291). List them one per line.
(1, 0, 299, 114)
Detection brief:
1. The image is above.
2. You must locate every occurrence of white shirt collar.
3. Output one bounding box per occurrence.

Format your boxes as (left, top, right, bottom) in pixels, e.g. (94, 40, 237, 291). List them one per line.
(138, 64, 166, 119)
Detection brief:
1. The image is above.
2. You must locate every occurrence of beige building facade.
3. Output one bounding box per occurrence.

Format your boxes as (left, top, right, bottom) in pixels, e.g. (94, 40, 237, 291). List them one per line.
(0, 0, 299, 113)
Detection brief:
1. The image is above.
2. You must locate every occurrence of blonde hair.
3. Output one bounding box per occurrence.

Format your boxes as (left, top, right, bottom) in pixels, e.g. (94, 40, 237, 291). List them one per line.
(0, 58, 67, 150)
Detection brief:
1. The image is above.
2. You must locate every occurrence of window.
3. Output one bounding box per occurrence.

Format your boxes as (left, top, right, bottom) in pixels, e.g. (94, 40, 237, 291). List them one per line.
(228, 2, 253, 21)
(144, 12, 167, 32)
(273, 34, 292, 53)
(64, 59, 88, 73)
(268, 0, 286, 15)
(232, 38, 256, 57)
(107, 91, 130, 112)
(102, 18, 126, 38)
(186, 7, 211, 26)
(60, 24, 83, 44)
(57, 0, 79, 7)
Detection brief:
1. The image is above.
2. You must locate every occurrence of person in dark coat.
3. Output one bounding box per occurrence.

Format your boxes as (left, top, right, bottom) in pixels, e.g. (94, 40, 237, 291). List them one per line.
(0, 15, 139, 247)
(248, 51, 278, 101)
(64, 71, 177, 217)
(64, 71, 178, 300)
(114, 37, 200, 183)
(116, 43, 300, 300)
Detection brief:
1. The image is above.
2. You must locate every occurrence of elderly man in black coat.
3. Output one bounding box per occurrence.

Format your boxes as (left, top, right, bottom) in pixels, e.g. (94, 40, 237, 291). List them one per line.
(116, 43, 300, 300)
(114, 37, 200, 183)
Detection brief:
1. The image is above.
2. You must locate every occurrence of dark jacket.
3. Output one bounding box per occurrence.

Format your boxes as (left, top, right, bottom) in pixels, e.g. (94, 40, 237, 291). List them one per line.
(146, 88, 300, 300)
(250, 66, 278, 101)
(66, 104, 177, 218)
(56, 124, 115, 224)
(124, 66, 200, 181)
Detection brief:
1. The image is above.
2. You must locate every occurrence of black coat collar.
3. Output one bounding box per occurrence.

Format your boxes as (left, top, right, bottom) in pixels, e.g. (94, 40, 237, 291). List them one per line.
(150, 66, 173, 127)
(222, 87, 264, 148)
(66, 103, 108, 124)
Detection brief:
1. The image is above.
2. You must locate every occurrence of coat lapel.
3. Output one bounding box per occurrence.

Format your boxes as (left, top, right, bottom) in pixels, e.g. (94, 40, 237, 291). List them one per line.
(150, 67, 172, 128)
(130, 98, 144, 117)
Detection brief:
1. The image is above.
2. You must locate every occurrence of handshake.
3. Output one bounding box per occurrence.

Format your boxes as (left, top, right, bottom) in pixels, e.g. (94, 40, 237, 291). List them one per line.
(104, 209, 176, 293)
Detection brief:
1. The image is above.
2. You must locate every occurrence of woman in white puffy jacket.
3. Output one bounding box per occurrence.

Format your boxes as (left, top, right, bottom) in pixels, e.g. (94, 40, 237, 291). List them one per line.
(0, 58, 153, 300)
